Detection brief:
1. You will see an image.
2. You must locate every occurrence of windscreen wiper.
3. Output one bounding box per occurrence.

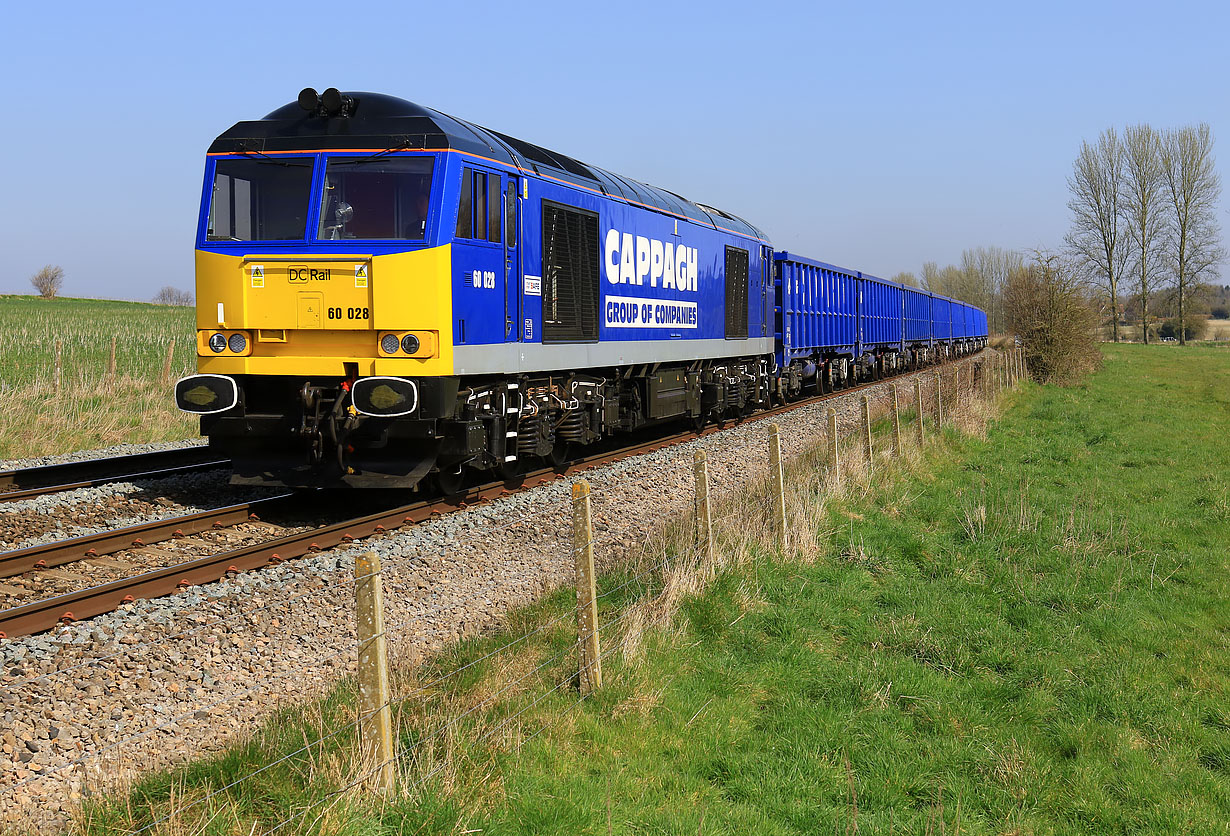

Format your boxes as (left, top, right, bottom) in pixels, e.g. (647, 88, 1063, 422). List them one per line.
(235, 149, 311, 167)
(356, 138, 416, 162)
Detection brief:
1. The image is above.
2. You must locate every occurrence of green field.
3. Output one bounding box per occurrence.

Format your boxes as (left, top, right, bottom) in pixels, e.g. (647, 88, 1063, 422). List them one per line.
(0, 296, 198, 459)
(65, 345, 1230, 834)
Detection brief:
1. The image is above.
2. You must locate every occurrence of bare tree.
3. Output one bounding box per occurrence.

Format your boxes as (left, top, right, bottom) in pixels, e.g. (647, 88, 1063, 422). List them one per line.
(891, 271, 920, 288)
(961, 246, 1022, 333)
(152, 286, 194, 306)
(924, 260, 979, 303)
(30, 265, 65, 299)
(1122, 124, 1168, 344)
(1160, 124, 1225, 344)
(1066, 128, 1130, 342)
(919, 250, 1019, 332)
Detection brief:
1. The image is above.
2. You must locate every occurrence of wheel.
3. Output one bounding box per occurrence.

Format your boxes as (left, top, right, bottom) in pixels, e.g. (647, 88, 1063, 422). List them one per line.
(547, 440, 570, 467)
(434, 465, 466, 496)
(499, 457, 524, 481)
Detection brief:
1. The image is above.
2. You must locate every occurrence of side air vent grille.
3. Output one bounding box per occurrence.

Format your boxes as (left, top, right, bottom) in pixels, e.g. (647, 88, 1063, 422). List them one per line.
(725, 246, 750, 339)
(542, 202, 599, 343)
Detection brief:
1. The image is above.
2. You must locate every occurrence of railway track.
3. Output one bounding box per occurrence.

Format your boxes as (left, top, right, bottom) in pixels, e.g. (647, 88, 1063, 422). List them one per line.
(0, 493, 298, 579)
(0, 358, 979, 641)
(0, 446, 230, 504)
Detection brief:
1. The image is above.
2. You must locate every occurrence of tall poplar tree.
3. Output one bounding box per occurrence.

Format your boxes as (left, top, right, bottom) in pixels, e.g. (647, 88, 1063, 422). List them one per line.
(1160, 124, 1225, 344)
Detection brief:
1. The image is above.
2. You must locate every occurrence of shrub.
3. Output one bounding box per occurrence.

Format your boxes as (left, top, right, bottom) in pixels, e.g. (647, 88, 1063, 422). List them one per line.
(1004, 252, 1102, 384)
(30, 265, 64, 299)
(1211, 306, 1228, 320)
(1159, 318, 1205, 341)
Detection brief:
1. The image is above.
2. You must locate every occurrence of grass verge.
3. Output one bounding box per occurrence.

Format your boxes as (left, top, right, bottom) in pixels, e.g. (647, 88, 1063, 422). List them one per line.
(60, 345, 1230, 834)
(0, 296, 197, 459)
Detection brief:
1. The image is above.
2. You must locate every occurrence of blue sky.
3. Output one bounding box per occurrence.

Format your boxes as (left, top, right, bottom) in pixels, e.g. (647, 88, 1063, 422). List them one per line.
(3, 0, 1226, 300)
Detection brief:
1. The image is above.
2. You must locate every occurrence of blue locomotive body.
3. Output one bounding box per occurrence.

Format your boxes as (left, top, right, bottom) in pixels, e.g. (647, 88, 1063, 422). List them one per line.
(443, 156, 776, 375)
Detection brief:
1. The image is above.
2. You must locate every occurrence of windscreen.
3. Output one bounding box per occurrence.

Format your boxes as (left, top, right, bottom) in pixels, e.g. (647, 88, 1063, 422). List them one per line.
(317, 156, 435, 240)
(206, 158, 314, 241)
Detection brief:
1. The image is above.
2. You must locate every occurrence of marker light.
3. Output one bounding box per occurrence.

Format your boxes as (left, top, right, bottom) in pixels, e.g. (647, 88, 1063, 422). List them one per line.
(380, 333, 400, 354)
(401, 334, 420, 355)
(228, 333, 247, 353)
(208, 333, 227, 353)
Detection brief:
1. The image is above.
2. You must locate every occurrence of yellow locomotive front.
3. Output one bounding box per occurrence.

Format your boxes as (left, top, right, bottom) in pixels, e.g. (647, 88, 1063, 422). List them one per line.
(176, 90, 464, 488)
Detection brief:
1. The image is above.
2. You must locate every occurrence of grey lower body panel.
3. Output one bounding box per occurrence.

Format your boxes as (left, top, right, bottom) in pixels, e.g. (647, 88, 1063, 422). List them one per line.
(453, 337, 775, 375)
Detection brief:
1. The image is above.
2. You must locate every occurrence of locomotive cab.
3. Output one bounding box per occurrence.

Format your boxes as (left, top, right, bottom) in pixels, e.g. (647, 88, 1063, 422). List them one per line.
(178, 91, 464, 488)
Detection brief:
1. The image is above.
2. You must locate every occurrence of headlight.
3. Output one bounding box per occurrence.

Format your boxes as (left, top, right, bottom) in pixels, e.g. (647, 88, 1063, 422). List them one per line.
(352, 376, 419, 417)
(208, 333, 227, 353)
(401, 333, 420, 355)
(174, 374, 239, 414)
(228, 333, 247, 353)
(380, 333, 400, 354)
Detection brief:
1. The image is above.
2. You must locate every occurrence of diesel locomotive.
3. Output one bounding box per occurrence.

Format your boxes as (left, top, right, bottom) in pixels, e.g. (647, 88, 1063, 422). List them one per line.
(175, 88, 986, 491)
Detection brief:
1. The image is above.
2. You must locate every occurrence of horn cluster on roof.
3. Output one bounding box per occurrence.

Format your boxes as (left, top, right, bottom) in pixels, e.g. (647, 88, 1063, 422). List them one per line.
(297, 87, 357, 118)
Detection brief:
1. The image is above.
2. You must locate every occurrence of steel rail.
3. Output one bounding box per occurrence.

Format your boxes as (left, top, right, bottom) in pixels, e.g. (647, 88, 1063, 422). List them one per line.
(0, 354, 980, 640)
(0, 493, 298, 579)
(0, 447, 230, 504)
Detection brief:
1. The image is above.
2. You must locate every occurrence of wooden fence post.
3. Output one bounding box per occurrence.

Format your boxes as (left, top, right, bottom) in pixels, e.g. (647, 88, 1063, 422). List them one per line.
(572, 480, 601, 694)
(890, 384, 902, 455)
(54, 340, 63, 391)
(694, 449, 713, 578)
(161, 338, 176, 384)
(952, 369, 960, 414)
(768, 423, 788, 552)
(914, 378, 925, 446)
(827, 407, 840, 485)
(355, 551, 395, 793)
(861, 395, 873, 472)
(107, 336, 117, 380)
(934, 373, 943, 427)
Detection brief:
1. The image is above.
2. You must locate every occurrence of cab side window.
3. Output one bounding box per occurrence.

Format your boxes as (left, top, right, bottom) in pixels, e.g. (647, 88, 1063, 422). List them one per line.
(455, 168, 472, 239)
(506, 179, 517, 247)
(455, 166, 502, 243)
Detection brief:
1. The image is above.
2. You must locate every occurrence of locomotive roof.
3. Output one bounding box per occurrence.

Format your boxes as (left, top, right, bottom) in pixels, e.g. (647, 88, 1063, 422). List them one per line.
(209, 91, 769, 242)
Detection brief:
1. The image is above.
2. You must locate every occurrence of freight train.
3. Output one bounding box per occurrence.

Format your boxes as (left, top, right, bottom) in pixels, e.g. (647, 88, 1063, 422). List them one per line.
(175, 88, 987, 491)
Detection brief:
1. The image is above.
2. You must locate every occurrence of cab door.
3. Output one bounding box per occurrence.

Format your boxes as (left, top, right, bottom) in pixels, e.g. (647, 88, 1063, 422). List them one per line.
(760, 245, 772, 337)
(504, 175, 522, 342)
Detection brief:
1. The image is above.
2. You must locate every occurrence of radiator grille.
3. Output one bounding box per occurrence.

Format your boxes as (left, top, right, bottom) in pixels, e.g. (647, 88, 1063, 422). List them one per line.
(542, 203, 599, 343)
(725, 245, 749, 339)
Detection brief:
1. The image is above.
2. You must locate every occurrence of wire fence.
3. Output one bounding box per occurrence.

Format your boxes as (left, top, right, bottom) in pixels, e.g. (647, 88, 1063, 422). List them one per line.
(0, 350, 1020, 833)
